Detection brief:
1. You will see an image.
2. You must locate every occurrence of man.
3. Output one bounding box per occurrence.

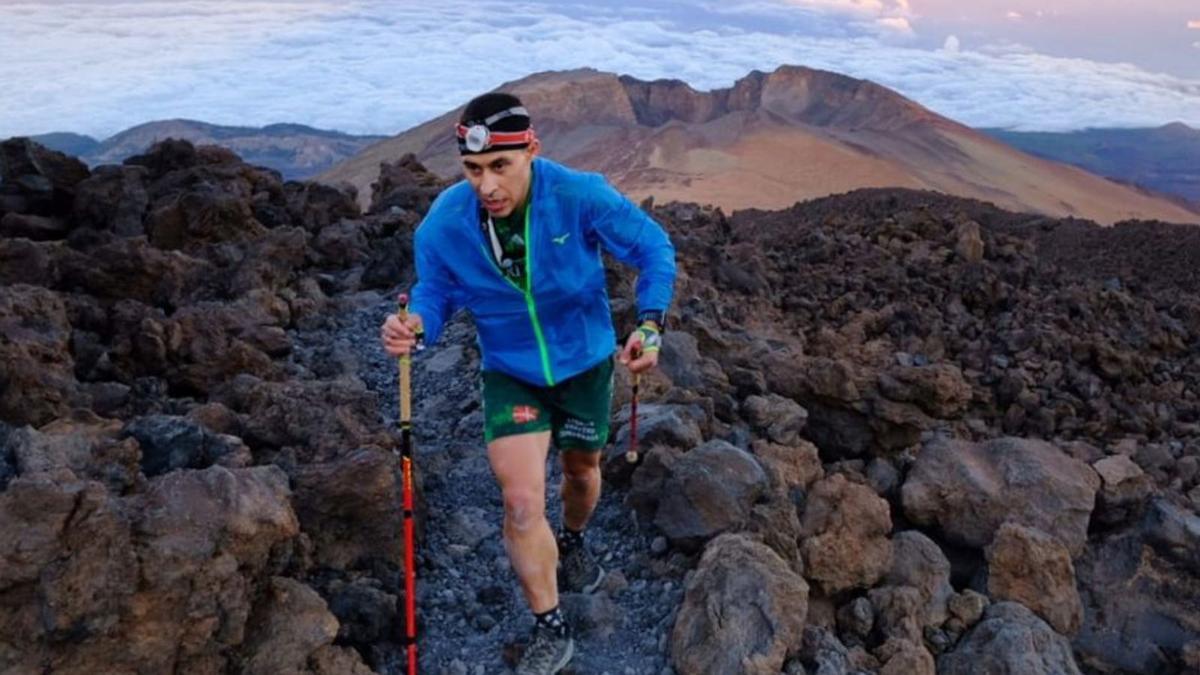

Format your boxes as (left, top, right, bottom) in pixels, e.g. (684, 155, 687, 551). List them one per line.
(379, 92, 676, 674)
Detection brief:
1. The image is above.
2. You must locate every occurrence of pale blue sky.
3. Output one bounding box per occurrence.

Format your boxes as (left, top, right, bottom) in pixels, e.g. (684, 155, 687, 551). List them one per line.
(2, 0, 1197, 138)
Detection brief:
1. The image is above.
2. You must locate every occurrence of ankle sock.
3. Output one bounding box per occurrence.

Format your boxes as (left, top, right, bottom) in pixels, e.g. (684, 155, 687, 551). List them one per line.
(534, 606, 569, 638)
(558, 526, 584, 554)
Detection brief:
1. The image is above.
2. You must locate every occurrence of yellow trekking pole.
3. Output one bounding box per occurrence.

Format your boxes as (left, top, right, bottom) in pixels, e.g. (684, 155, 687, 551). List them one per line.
(396, 293, 423, 675)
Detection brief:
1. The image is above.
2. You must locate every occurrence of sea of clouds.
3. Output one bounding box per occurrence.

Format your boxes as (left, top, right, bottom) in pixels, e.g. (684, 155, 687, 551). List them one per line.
(2, 0, 1198, 139)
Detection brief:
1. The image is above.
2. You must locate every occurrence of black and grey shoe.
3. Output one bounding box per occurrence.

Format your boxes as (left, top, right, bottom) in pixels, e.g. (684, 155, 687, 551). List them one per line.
(515, 624, 575, 675)
(558, 542, 604, 594)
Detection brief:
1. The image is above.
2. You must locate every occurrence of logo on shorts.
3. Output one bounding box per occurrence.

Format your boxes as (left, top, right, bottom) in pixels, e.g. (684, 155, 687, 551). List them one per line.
(512, 405, 540, 424)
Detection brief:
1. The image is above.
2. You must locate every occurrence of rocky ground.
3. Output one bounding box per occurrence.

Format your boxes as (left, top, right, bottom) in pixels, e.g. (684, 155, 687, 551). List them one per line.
(1, 137, 1199, 674)
(320, 305, 689, 675)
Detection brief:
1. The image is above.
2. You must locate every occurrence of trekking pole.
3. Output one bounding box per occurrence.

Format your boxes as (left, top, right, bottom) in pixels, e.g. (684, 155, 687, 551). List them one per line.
(626, 372, 640, 463)
(396, 293, 423, 675)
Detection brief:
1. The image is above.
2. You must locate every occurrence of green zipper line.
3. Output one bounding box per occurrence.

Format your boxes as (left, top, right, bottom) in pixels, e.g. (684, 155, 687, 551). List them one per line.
(480, 202, 555, 386)
(522, 206, 555, 386)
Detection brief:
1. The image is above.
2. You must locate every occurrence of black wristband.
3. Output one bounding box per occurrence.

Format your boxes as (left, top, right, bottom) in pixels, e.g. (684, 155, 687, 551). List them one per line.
(637, 309, 667, 332)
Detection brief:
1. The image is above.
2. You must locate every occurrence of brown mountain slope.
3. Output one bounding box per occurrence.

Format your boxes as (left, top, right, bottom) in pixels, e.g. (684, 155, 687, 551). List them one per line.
(319, 66, 1199, 225)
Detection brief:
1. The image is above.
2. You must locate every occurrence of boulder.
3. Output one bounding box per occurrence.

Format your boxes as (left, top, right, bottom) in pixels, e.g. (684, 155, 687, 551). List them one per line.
(877, 637, 935, 675)
(0, 137, 90, 216)
(0, 465, 300, 673)
(985, 523, 1083, 635)
(742, 394, 809, 445)
(800, 474, 893, 594)
(312, 218, 372, 268)
(368, 154, 444, 215)
(124, 465, 300, 670)
(750, 439, 824, 494)
(1074, 510, 1200, 674)
(309, 645, 376, 675)
(212, 374, 390, 462)
(835, 596, 874, 643)
(1144, 498, 1200, 573)
(1091, 454, 1151, 525)
(868, 585, 924, 644)
(902, 436, 1100, 555)
(658, 331, 704, 389)
(241, 577, 348, 675)
(953, 220, 985, 263)
(121, 414, 248, 477)
(796, 627, 852, 675)
(9, 411, 141, 491)
(291, 448, 406, 569)
(0, 475, 135, 647)
(72, 164, 150, 237)
(56, 236, 213, 309)
(938, 602, 1081, 675)
(324, 577, 397, 646)
(162, 297, 290, 394)
(144, 182, 267, 251)
(748, 495, 805, 575)
(884, 530, 954, 628)
(652, 440, 768, 550)
(946, 589, 989, 631)
(227, 225, 308, 296)
(0, 284, 76, 427)
(0, 237, 58, 288)
(284, 180, 360, 233)
(0, 212, 69, 240)
(671, 534, 809, 675)
(124, 138, 204, 177)
(876, 363, 972, 418)
(610, 403, 704, 454)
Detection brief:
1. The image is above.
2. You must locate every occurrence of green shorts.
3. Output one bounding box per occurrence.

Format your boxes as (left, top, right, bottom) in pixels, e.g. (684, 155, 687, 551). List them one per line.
(481, 356, 614, 451)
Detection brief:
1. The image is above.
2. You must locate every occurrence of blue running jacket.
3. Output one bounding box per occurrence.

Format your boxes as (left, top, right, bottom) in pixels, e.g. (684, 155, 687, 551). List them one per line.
(409, 157, 676, 386)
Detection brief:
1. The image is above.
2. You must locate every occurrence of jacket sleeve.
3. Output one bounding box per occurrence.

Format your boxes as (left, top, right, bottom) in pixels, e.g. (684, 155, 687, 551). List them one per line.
(583, 174, 677, 316)
(407, 222, 461, 346)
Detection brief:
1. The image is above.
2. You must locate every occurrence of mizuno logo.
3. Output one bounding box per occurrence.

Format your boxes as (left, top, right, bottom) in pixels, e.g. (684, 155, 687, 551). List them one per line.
(552, 233, 570, 245)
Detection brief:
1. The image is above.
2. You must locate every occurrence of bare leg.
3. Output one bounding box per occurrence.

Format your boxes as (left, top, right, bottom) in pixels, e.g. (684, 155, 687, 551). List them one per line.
(488, 431, 557, 613)
(559, 449, 602, 531)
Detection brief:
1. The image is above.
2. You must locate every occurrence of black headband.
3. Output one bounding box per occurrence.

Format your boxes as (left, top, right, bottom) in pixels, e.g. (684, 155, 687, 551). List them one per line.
(456, 106, 533, 154)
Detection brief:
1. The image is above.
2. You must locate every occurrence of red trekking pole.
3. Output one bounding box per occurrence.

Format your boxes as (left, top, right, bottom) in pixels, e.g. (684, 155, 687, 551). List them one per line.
(396, 293, 422, 674)
(626, 372, 640, 463)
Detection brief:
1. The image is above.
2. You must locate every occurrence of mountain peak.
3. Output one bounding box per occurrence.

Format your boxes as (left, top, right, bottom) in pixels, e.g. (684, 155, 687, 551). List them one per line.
(481, 65, 940, 133)
(319, 65, 1198, 225)
(1159, 121, 1196, 134)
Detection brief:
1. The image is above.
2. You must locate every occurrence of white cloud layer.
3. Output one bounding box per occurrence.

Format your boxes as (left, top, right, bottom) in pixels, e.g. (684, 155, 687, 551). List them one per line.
(1, 0, 1198, 139)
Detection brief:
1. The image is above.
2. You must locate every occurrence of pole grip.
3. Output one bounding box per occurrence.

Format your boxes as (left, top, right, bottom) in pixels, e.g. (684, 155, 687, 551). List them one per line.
(398, 294, 413, 426)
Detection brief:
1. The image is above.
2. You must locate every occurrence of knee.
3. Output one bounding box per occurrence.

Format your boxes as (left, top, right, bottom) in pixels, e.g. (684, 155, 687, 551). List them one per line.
(562, 458, 600, 485)
(502, 487, 545, 531)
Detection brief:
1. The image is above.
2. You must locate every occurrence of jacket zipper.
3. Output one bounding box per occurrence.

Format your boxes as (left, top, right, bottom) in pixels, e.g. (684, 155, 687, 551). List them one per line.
(479, 204, 555, 386)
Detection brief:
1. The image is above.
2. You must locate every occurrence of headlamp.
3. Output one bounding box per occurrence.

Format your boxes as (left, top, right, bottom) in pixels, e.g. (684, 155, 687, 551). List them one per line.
(463, 124, 491, 153)
(456, 105, 533, 154)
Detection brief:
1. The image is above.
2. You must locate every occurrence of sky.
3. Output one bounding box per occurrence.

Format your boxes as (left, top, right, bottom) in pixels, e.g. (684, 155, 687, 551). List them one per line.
(1, 0, 1198, 139)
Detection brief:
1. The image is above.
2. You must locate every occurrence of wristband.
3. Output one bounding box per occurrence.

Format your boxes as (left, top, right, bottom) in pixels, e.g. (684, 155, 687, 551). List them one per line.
(635, 323, 661, 353)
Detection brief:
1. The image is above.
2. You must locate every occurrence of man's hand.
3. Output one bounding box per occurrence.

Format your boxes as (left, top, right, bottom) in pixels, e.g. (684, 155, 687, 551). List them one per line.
(381, 312, 424, 357)
(618, 324, 661, 375)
